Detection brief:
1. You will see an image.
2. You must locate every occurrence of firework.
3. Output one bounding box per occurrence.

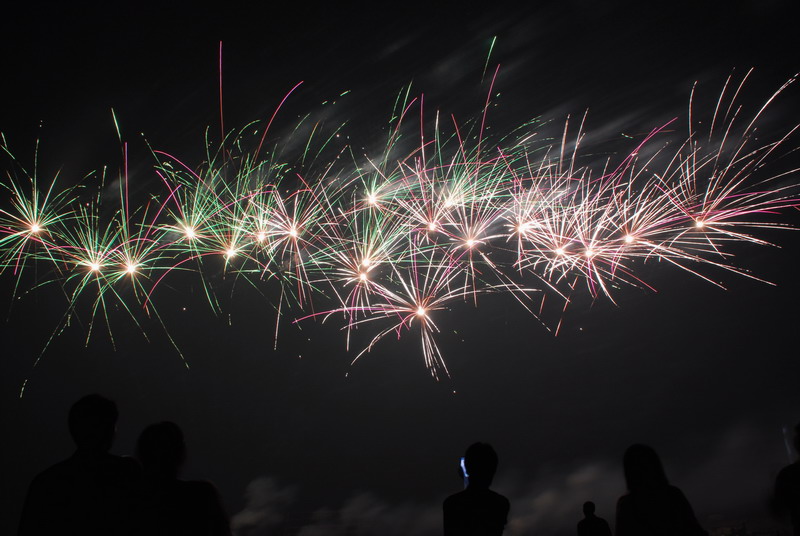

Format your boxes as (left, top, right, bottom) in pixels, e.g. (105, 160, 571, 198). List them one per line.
(1, 72, 798, 377)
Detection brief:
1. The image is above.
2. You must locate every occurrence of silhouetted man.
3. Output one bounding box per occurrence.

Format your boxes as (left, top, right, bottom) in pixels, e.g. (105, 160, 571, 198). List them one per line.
(774, 422, 800, 535)
(577, 501, 612, 536)
(443, 442, 510, 536)
(18, 394, 142, 536)
(134, 421, 230, 535)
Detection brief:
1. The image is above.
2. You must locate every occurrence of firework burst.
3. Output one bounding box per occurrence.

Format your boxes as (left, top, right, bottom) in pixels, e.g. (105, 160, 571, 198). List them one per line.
(1, 72, 798, 377)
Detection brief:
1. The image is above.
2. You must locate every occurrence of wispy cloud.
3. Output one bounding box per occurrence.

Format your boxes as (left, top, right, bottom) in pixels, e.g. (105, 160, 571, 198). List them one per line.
(231, 421, 790, 535)
(231, 477, 299, 536)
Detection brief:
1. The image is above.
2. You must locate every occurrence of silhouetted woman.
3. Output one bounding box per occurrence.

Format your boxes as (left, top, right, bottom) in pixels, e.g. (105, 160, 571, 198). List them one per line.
(615, 444, 706, 536)
(135, 421, 230, 536)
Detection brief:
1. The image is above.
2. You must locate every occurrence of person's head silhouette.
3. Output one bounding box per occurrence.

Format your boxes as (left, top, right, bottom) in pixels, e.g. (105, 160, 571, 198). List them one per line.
(463, 442, 498, 489)
(68, 394, 118, 453)
(137, 421, 186, 479)
(582, 500, 596, 517)
(623, 444, 669, 493)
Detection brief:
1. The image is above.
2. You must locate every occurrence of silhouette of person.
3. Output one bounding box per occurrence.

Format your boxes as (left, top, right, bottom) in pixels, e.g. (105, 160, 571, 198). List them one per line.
(134, 421, 230, 536)
(443, 442, 510, 536)
(773, 422, 800, 535)
(577, 501, 612, 536)
(18, 393, 142, 536)
(615, 444, 707, 536)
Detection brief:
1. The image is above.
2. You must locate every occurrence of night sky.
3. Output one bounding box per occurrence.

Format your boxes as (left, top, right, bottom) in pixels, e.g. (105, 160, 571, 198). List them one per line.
(2, 2, 800, 534)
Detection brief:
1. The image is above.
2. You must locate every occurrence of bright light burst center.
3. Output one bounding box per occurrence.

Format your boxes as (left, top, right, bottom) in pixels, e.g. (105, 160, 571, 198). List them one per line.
(2, 72, 797, 383)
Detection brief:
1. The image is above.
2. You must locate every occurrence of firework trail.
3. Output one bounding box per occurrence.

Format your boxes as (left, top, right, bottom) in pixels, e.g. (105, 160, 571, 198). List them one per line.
(1, 72, 798, 378)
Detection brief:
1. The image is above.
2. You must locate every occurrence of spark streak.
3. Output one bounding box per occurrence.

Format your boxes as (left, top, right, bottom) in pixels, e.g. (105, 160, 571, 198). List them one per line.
(2, 73, 798, 377)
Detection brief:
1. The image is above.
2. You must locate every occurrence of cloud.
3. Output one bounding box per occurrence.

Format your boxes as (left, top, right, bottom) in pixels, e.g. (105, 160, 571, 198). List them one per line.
(500, 461, 624, 535)
(231, 480, 440, 536)
(296, 492, 440, 536)
(230, 466, 621, 536)
(231, 422, 790, 535)
(231, 477, 298, 536)
(676, 421, 787, 519)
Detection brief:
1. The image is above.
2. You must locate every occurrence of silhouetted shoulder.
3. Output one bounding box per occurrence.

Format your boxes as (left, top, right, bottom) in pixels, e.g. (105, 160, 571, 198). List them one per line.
(19, 453, 142, 536)
(33, 452, 140, 480)
(775, 463, 800, 497)
(443, 488, 510, 511)
(774, 462, 800, 531)
(616, 485, 706, 536)
(443, 488, 509, 536)
(183, 479, 229, 520)
(135, 479, 230, 536)
(577, 515, 612, 536)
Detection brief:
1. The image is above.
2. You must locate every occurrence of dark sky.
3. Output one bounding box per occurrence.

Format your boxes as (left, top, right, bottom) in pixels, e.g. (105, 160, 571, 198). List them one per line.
(2, 2, 799, 534)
